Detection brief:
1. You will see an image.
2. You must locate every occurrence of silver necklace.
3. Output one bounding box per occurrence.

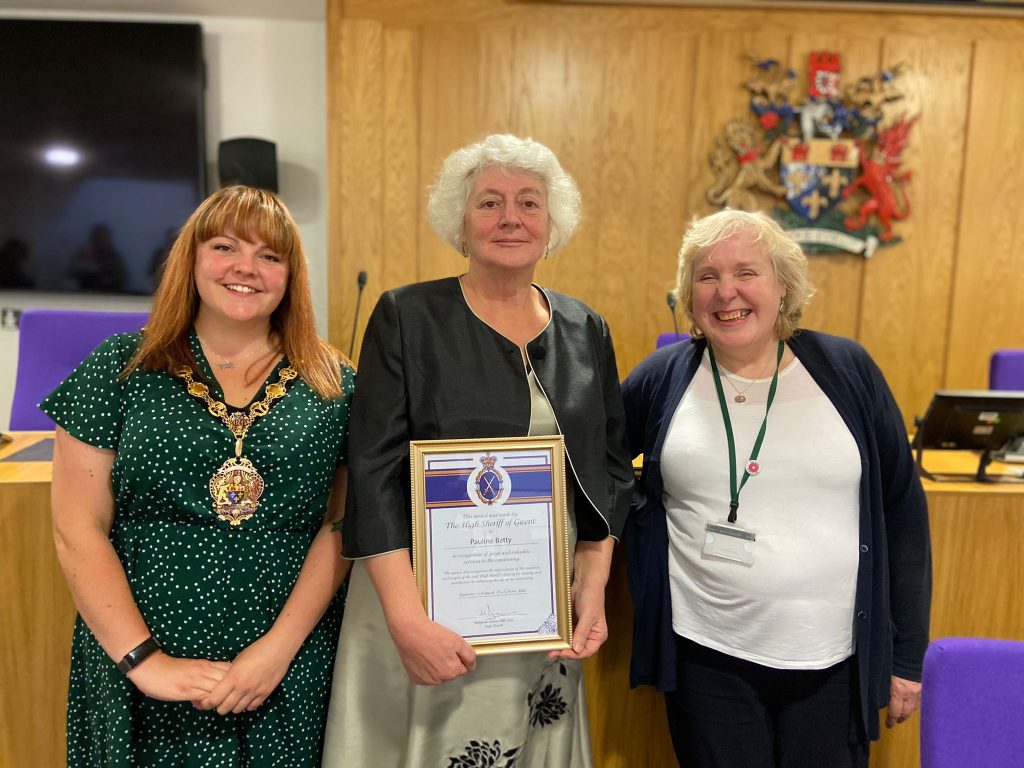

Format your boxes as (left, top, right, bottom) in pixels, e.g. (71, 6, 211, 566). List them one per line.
(198, 335, 268, 370)
(717, 356, 773, 403)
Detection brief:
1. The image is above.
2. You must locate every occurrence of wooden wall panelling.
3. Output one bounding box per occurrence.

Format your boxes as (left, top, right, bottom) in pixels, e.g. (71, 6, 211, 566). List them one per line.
(342, 0, 517, 25)
(417, 24, 507, 284)
(339, 0, 1022, 36)
(325, 3, 345, 354)
(380, 28, 422, 302)
(408, 25, 451, 286)
(329, 18, 386, 358)
(857, 35, 972, 425)
(945, 38, 1024, 389)
(330, 0, 1024, 419)
(593, 28, 657, 352)
(341, 0, 670, 27)
(552, 29, 656, 363)
(515, 27, 610, 305)
(637, 30, 700, 361)
(330, 17, 425, 362)
(475, 25, 519, 133)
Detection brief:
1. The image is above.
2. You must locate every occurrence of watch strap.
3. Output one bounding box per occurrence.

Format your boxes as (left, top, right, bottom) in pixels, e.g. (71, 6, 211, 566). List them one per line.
(115, 636, 161, 674)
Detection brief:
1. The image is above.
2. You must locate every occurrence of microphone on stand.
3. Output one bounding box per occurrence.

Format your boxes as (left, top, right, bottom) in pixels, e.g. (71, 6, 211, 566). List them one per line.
(348, 270, 368, 359)
(666, 292, 680, 340)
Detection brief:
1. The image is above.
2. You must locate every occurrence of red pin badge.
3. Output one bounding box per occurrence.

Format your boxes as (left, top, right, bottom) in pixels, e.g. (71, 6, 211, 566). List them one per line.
(746, 459, 761, 476)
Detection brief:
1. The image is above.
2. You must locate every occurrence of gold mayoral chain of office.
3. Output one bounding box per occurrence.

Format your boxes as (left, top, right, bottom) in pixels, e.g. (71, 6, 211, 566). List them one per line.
(176, 364, 297, 526)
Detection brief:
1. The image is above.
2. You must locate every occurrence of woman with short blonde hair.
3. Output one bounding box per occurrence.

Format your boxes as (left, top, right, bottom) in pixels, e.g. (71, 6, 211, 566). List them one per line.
(623, 209, 930, 767)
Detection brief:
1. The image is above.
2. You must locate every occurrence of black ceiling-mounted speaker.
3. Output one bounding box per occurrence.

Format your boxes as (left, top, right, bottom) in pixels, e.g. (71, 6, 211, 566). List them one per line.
(218, 137, 278, 192)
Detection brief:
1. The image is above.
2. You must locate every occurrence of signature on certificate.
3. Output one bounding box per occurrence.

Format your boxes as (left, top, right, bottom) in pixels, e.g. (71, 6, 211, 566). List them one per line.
(460, 604, 527, 622)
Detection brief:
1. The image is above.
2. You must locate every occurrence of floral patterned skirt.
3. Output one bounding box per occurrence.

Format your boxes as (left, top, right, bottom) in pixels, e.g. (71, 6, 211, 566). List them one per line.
(321, 561, 593, 768)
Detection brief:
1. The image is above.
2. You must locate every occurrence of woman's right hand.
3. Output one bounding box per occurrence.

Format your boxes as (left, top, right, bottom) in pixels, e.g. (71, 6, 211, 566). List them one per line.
(125, 652, 230, 702)
(389, 617, 476, 686)
(52, 430, 229, 704)
(364, 551, 476, 686)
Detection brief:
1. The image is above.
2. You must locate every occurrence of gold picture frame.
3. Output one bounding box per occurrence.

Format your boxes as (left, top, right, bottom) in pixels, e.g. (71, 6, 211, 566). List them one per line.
(410, 435, 572, 655)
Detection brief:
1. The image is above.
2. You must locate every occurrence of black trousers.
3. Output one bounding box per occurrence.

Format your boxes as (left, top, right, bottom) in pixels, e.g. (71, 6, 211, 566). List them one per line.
(664, 635, 869, 768)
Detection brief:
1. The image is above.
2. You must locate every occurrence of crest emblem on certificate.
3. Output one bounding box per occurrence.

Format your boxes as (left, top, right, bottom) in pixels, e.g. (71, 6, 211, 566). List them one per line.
(467, 453, 511, 507)
(707, 52, 918, 257)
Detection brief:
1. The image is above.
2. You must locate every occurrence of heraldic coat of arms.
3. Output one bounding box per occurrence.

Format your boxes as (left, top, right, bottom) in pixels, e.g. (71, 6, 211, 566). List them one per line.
(707, 52, 918, 257)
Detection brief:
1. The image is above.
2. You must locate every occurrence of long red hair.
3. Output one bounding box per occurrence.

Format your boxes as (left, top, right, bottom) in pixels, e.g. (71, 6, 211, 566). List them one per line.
(122, 185, 347, 398)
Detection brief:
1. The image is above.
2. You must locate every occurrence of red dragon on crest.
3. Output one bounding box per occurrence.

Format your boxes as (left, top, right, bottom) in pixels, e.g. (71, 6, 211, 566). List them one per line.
(706, 52, 919, 257)
(843, 115, 919, 242)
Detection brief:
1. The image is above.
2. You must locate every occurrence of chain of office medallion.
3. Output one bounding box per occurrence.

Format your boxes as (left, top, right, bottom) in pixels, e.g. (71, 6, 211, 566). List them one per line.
(175, 365, 298, 438)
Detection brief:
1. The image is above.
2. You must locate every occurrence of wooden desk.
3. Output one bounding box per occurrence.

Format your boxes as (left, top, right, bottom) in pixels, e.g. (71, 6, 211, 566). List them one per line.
(584, 451, 1024, 768)
(3, 435, 1021, 767)
(0, 432, 72, 768)
(869, 453, 1024, 768)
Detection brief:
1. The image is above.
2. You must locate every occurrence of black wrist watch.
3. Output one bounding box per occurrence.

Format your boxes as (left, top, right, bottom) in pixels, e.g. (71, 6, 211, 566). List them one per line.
(115, 636, 162, 674)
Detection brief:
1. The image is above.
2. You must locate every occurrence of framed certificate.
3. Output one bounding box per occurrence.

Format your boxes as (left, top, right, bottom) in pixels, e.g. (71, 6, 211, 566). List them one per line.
(410, 436, 572, 655)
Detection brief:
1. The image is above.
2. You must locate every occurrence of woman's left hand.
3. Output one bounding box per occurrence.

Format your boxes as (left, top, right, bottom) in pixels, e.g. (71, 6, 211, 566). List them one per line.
(549, 539, 613, 661)
(885, 675, 922, 728)
(195, 632, 295, 715)
(553, 581, 609, 661)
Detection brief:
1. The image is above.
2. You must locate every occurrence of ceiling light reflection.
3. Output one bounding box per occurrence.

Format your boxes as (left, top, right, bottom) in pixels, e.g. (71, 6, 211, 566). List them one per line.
(44, 146, 80, 167)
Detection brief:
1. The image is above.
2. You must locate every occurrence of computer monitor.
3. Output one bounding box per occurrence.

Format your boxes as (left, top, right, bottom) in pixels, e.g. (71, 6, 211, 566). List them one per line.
(914, 390, 1024, 482)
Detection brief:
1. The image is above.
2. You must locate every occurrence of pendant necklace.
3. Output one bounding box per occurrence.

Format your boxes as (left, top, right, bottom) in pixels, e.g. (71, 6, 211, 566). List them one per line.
(197, 335, 268, 370)
(717, 355, 774, 403)
(176, 364, 296, 525)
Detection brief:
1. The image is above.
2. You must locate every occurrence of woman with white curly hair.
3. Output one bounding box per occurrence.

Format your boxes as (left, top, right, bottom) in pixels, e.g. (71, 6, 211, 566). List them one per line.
(322, 134, 633, 766)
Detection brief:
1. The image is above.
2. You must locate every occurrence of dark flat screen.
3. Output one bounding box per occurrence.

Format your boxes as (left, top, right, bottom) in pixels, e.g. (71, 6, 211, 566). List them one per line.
(918, 390, 1024, 452)
(0, 19, 205, 295)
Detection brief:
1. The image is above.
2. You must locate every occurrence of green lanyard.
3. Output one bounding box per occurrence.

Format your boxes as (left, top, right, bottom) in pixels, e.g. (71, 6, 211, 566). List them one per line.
(707, 340, 784, 524)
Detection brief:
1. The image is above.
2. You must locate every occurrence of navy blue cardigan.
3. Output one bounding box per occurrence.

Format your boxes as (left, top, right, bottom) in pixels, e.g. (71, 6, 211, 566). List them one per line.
(621, 330, 931, 740)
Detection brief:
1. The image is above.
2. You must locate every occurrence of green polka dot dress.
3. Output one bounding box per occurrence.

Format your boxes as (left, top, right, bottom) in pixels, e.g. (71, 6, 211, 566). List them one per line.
(41, 331, 354, 767)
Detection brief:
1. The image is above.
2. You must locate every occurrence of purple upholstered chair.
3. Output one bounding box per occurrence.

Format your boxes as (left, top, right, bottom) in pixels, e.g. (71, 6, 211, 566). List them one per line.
(10, 309, 149, 430)
(656, 332, 691, 349)
(920, 637, 1024, 768)
(989, 350, 1024, 391)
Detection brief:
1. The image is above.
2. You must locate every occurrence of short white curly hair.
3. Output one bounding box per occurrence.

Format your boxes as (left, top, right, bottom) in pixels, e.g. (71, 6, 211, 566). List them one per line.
(426, 134, 582, 255)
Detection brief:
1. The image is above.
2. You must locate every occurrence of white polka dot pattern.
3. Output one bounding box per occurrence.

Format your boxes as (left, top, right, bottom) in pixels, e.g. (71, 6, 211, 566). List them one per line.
(40, 331, 354, 765)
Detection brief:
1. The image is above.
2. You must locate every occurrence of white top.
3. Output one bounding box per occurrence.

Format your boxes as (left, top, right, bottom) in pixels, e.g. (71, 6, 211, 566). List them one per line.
(661, 350, 862, 669)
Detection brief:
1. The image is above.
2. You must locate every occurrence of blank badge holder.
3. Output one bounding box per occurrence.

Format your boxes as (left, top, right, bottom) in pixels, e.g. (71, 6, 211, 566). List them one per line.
(703, 522, 756, 565)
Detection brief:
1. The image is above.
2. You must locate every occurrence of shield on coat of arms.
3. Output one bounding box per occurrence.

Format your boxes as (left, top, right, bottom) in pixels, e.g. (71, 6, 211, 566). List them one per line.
(779, 138, 859, 222)
(706, 51, 915, 254)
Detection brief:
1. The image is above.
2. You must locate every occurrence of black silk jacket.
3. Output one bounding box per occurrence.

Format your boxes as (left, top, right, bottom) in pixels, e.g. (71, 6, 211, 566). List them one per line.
(342, 277, 634, 558)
